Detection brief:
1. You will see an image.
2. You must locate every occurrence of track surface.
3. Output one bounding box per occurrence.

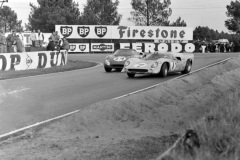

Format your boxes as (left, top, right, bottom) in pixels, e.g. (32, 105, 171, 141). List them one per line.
(0, 53, 240, 134)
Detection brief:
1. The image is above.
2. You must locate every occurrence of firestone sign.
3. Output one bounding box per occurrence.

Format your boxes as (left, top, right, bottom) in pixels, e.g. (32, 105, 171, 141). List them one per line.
(56, 25, 193, 40)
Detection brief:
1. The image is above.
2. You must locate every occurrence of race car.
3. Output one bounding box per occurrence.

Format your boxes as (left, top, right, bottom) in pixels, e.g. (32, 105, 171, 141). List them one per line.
(123, 51, 194, 78)
(104, 49, 141, 72)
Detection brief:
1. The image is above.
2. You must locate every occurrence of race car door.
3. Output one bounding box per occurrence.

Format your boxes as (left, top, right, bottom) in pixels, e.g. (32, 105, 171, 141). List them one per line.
(173, 53, 185, 71)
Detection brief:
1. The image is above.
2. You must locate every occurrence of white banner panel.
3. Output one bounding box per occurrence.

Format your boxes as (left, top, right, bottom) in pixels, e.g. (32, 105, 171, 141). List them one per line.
(91, 43, 114, 52)
(68, 43, 90, 53)
(56, 25, 193, 40)
(0, 50, 68, 71)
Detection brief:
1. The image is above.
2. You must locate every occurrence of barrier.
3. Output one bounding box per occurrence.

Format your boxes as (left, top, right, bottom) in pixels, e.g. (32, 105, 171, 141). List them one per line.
(0, 50, 68, 71)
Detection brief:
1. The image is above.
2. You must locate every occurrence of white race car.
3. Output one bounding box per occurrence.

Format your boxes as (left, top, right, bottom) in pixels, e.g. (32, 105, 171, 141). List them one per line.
(123, 51, 194, 78)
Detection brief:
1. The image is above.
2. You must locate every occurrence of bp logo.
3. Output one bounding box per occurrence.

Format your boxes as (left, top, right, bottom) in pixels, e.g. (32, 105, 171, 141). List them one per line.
(69, 45, 76, 51)
(79, 45, 86, 51)
(77, 26, 90, 38)
(60, 26, 73, 38)
(95, 26, 107, 38)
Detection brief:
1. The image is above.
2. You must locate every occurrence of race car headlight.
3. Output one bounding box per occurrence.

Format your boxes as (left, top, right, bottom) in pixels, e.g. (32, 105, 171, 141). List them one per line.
(125, 61, 130, 66)
(105, 60, 110, 65)
(151, 62, 158, 68)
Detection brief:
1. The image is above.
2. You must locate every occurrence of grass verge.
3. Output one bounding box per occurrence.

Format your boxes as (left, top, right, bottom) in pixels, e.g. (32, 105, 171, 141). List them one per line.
(0, 60, 97, 80)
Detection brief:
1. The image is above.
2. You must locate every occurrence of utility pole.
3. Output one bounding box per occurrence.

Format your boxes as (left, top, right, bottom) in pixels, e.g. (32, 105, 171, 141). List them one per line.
(0, 0, 8, 8)
(146, 0, 149, 26)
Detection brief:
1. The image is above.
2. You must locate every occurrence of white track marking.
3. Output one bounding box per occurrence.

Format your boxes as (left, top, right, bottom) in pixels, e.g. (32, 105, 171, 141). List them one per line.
(0, 57, 234, 140)
(0, 110, 80, 139)
(0, 88, 30, 97)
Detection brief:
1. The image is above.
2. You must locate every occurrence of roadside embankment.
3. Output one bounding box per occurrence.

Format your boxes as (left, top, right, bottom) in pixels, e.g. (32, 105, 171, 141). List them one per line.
(1, 57, 240, 160)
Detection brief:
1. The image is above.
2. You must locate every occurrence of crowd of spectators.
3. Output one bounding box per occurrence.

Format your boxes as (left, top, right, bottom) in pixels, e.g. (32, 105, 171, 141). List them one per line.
(0, 29, 69, 53)
(193, 39, 235, 53)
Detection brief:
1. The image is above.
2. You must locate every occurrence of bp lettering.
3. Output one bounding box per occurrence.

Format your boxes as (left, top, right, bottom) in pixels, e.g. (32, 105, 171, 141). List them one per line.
(78, 26, 90, 38)
(95, 26, 107, 38)
(60, 26, 73, 37)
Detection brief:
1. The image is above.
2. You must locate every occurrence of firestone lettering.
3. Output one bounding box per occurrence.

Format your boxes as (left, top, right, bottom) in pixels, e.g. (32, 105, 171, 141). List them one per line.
(117, 26, 187, 39)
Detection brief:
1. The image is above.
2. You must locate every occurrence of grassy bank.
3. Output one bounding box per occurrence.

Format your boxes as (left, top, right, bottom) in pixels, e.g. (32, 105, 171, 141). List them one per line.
(0, 60, 97, 80)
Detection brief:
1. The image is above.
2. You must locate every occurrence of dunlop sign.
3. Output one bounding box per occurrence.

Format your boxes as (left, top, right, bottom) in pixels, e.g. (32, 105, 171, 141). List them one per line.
(56, 25, 193, 40)
(0, 50, 68, 71)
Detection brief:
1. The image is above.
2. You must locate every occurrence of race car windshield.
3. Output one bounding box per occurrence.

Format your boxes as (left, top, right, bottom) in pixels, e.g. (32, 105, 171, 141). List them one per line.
(145, 53, 169, 60)
(114, 50, 136, 56)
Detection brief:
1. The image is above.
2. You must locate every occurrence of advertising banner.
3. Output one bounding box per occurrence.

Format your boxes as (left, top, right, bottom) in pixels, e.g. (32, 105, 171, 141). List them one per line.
(69, 43, 90, 53)
(56, 25, 193, 40)
(91, 43, 114, 52)
(0, 50, 68, 71)
(119, 43, 195, 53)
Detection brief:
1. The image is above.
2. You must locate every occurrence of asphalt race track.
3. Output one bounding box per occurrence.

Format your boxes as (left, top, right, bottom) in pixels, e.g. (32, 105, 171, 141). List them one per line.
(0, 53, 240, 135)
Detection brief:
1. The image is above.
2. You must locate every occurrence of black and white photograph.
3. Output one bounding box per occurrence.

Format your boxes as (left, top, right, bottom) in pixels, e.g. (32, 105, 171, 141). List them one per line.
(0, 0, 240, 159)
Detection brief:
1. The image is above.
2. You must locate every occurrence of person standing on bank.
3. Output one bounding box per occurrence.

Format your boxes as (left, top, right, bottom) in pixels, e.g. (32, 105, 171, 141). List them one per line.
(6, 30, 18, 53)
(0, 29, 7, 53)
(37, 29, 44, 47)
(30, 30, 37, 47)
(55, 31, 60, 44)
(59, 37, 69, 51)
(18, 31, 25, 52)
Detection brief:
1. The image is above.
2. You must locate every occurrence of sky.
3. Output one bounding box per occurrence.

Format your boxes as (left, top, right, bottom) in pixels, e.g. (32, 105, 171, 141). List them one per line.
(3, 0, 232, 33)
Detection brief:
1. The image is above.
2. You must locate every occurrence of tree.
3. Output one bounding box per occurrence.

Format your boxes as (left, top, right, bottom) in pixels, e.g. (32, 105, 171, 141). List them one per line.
(0, 6, 23, 32)
(128, 0, 172, 26)
(81, 0, 122, 25)
(225, 0, 240, 33)
(26, 0, 81, 32)
(170, 17, 187, 26)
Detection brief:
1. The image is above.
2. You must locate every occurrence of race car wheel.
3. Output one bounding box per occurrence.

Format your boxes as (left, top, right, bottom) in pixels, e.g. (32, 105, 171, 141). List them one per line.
(181, 60, 192, 74)
(104, 66, 112, 72)
(159, 63, 168, 77)
(127, 73, 135, 78)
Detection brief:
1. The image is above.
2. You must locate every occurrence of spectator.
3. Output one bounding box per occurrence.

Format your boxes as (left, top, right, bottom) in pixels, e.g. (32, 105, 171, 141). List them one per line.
(46, 40, 56, 51)
(219, 43, 224, 52)
(6, 30, 18, 53)
(37, 29, 44, 47)
(230, 42, 235, 52)
(18, 31, 25, 52)
(30, 30, 37, 47)
(55, 31, 60, 44)
(16, 35, 24, 52)
(0, 29, 7, 53)
(59, 37, 69, 51)
(49, 31, 56, 42)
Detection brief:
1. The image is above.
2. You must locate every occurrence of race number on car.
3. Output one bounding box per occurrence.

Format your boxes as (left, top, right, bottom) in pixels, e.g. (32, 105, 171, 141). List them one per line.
(114, 57, 126, 62)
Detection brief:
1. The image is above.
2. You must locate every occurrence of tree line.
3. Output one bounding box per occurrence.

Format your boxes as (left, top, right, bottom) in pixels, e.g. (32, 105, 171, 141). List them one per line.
(0, 0, 239, 51)
(0, 0, 186, 32)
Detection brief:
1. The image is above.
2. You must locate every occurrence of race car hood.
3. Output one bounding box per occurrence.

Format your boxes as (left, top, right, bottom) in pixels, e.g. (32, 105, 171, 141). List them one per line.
(126, 58, 159, 69)
(107, 55, 133, 65)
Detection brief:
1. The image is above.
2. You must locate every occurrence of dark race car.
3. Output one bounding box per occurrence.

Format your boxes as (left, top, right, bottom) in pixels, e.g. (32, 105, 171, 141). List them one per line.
(104, 49, 140, 72)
